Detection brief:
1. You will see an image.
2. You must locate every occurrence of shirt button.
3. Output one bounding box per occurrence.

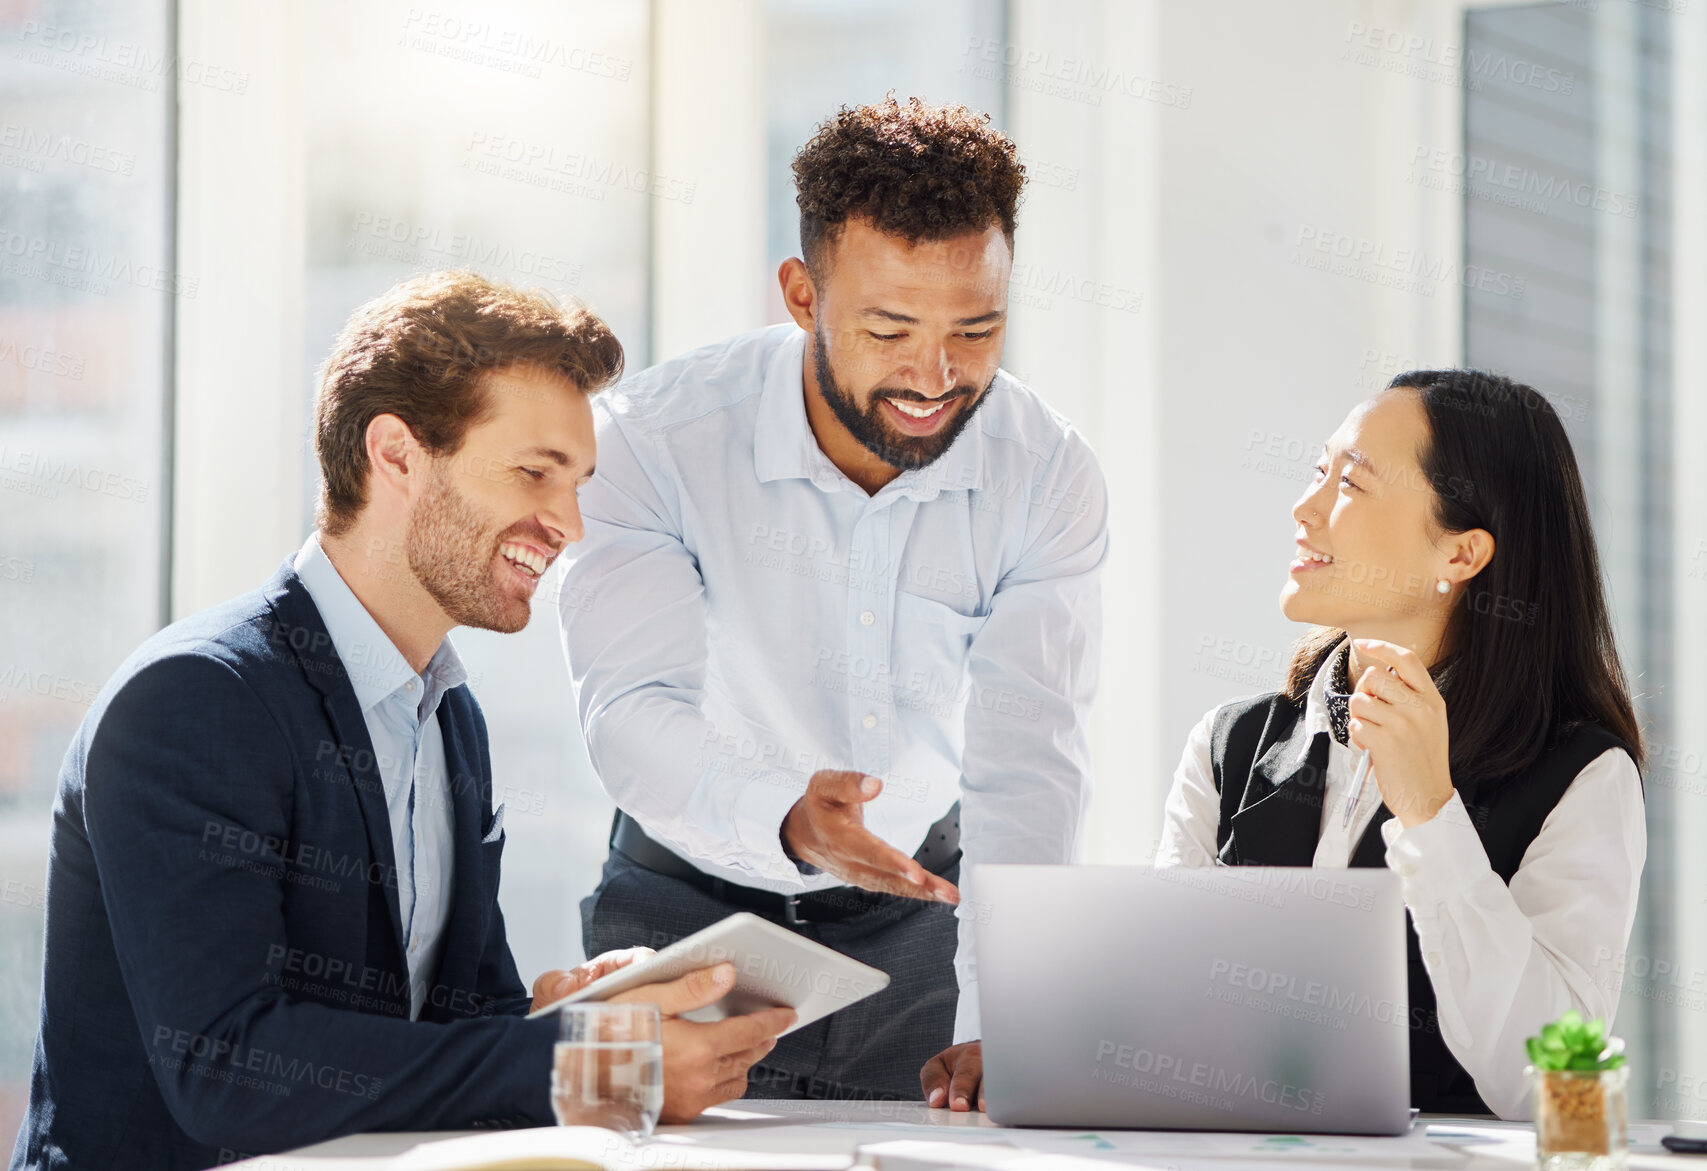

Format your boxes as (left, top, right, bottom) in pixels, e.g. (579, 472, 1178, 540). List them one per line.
(410, 935, 420, 951)
(1425, 950, 1443, 968)
(860, 610, 875, 626)
(405, 680, 417, 692)
(862, 714, 877, 730)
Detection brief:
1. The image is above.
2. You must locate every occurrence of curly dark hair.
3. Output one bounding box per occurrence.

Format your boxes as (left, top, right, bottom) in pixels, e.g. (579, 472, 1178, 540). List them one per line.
(791, 94, 1026, 276)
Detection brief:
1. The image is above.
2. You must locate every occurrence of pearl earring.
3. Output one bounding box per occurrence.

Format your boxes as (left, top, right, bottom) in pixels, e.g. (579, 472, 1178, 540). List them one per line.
(1436, 579, 1451, 595)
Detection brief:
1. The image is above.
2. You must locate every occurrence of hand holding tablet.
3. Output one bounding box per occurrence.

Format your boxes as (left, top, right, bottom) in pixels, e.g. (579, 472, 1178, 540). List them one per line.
(527, 913, 890, 1035)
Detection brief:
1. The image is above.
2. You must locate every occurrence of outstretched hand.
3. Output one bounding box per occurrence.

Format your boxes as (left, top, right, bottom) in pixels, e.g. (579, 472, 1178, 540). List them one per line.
(782, 769, 959, 903)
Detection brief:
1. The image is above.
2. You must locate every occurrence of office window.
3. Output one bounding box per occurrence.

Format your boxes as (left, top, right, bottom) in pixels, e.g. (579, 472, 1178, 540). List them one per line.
(1463, 2, 1674, 1116)
(0, 0, 176, 1136)
(762, 0, 1008, 314)
(301, 0, 651, 983)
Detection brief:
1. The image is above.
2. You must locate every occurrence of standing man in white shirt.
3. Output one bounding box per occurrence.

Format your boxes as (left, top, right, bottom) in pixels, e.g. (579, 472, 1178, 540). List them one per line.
(558, 96, 1107, 1104)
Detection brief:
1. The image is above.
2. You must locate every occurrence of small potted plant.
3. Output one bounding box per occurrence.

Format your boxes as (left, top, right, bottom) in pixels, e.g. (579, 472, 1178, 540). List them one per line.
(1525, 1010, 1628, 1171)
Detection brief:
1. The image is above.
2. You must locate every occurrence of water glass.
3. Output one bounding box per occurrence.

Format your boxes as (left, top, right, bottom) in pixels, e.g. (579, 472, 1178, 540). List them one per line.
(550, 1002, 664, 1139)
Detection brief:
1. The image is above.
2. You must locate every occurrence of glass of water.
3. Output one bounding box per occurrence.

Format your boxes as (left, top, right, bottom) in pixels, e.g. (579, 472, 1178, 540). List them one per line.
(551, 1003, 664, 1138)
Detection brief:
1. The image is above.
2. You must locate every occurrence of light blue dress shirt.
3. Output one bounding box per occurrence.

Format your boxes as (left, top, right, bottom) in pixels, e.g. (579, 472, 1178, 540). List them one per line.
(558, 324, 1108, 1040)
(294, 533, 463, 1021)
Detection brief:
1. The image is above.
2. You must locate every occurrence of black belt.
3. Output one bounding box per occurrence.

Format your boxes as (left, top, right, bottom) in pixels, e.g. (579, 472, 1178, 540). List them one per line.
(609, 803, 960, 926)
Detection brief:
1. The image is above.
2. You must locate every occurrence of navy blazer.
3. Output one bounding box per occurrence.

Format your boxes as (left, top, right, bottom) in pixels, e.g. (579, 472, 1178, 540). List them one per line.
(10, 558, 558, 1171)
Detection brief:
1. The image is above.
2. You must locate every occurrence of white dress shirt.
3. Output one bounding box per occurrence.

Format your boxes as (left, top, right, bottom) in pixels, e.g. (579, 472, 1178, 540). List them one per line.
(1157, 643, 1646, 1119)
(294, 533, 463, 1021)
(558, 324, 1108, 1041)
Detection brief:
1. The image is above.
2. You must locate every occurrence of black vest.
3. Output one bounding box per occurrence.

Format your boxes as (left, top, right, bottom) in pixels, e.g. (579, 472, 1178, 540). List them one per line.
(1209, 692, 1629, 1115)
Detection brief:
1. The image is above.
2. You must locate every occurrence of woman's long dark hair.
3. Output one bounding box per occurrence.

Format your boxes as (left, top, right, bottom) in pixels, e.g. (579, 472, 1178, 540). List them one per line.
(1282, 369, 1644, 784)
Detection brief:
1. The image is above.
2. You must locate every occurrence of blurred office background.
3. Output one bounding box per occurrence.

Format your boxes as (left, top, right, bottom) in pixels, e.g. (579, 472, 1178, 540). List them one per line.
(2, 0, 1703, 1134)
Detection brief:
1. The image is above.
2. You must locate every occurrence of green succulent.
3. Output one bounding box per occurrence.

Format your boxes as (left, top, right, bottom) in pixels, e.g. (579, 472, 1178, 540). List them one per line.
(1525, 1010, 1626, 1072)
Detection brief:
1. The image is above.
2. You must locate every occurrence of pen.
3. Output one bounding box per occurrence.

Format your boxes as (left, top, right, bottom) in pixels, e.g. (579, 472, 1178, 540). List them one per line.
(1342, 661, 1393, 830)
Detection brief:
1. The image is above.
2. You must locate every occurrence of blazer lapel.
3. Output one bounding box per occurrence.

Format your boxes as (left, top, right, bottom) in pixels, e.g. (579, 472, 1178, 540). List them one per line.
(432, 688, 493, 1018)
(1226, 708, 1330, 866)
(266, 565, 407, 966)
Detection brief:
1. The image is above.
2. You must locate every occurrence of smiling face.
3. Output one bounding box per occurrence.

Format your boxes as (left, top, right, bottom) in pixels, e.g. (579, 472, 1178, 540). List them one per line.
(787, 218, 1010, 477)
(1281, 390, 1459, 639)
(405, 363, 596, 634)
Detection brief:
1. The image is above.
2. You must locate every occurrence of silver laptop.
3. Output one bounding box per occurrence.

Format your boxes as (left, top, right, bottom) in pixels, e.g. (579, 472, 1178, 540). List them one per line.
(974, 865, 1411, 1134)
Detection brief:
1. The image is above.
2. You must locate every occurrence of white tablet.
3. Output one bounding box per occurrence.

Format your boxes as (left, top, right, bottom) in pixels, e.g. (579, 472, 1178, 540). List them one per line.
(525, 912, 890, 1034)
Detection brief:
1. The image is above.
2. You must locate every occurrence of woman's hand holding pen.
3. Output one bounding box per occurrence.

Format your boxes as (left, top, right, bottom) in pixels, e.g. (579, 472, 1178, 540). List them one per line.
(1346, 638, 1456, 829)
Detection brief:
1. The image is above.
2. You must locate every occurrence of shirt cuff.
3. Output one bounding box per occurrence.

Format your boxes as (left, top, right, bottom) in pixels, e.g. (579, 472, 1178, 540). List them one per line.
(729, 773, 809, 885)
(1380, 789, 1494, 906)
(953, 977, 981, 1044)
(780, 831, 823, 876)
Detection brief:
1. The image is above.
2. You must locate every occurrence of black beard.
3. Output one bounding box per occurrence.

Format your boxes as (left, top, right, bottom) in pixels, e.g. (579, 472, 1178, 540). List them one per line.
(812, 322, 994, 471)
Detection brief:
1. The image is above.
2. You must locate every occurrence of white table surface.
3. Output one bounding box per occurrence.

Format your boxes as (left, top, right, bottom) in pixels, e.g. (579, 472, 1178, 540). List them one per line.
(226, 1099, 1695, 1170)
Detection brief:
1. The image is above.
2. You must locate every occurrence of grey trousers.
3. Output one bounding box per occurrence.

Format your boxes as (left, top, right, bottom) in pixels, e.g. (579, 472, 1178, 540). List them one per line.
(581, 849, 960, 1100)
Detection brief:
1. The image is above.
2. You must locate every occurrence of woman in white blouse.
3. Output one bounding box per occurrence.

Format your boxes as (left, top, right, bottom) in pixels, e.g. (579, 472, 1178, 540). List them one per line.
(1158, 369, 1645, 1120)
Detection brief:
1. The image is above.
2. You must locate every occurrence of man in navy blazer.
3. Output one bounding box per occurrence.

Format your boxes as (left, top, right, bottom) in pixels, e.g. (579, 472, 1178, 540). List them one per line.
(10, 272, 795, 1171)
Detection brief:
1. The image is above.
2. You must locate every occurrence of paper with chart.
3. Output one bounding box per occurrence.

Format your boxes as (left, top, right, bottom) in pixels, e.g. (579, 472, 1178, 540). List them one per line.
(997, 1122, 1464, 1165)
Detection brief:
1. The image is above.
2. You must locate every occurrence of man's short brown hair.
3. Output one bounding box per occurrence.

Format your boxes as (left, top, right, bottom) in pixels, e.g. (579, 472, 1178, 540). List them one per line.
(313, 270, 624, 537)
(791, 94, 1026, 277)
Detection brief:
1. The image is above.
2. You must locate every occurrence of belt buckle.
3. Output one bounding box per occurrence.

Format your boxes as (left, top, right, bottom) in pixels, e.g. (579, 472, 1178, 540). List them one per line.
(781, 893, 804, 926)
